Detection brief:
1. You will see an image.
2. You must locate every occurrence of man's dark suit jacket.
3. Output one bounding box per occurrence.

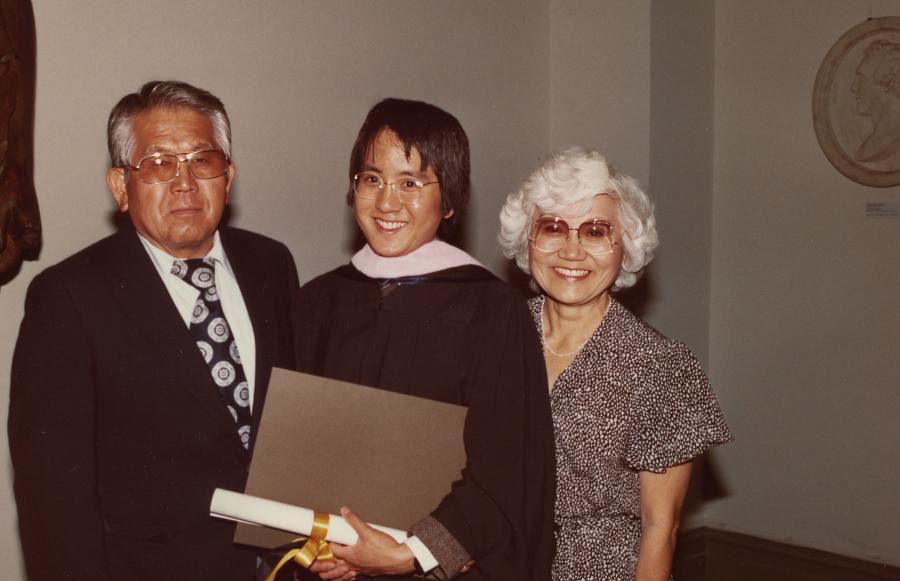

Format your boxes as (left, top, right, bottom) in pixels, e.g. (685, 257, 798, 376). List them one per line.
(8, 225, 299, 581)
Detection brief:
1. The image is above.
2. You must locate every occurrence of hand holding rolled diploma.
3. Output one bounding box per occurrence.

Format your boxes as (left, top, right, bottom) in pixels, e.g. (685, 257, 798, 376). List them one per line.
(320, 507, 416, 577)
(208, 489, 407, 545)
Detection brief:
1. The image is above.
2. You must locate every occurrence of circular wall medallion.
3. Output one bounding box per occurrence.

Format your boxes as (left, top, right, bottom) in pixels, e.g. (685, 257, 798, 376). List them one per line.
(813, 17, 900, 187)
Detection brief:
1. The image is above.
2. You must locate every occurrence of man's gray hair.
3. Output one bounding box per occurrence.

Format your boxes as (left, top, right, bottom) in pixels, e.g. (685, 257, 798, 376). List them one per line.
(107, 80, 232, 168)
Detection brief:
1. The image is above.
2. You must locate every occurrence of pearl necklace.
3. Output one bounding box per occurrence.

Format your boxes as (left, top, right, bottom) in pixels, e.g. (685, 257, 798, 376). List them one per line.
(541, 297, 611, 358)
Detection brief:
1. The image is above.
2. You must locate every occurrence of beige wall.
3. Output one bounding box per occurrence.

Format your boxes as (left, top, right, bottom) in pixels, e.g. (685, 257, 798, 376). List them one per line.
(648, 0, 715, 360)
(2, 1, 898, 579)
(707, 0, 900, 566)
(550, 0, 651, 181)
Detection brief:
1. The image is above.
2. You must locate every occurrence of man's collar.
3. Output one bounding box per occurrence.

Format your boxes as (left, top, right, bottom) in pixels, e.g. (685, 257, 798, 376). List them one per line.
(136, 231, 225, 272)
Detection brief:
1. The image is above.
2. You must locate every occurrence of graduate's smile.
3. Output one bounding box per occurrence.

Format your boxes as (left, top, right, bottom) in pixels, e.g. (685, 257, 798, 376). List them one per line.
(374, 218, 408, 232)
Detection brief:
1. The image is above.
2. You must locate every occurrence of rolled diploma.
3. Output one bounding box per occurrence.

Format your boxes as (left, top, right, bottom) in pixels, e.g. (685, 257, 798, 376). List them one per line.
(210, 488, 408, 545)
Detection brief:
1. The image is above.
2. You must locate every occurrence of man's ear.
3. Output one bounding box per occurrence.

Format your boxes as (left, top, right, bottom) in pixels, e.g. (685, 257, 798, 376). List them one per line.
(224, 162, 236, 203)
(107, 168, 129, 212)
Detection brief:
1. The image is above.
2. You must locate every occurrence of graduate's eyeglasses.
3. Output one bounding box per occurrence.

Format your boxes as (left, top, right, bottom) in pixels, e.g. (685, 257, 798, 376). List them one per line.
(529, 217, 618, 256)
(353, 172, 439, 205)
(125, 149, 229, 185)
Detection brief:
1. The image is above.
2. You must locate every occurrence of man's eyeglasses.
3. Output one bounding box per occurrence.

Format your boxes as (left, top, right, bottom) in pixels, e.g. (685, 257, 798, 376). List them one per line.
(125, 149, 229, 185)
(529, 217, 618, 256)
(352, 172, 439, 205)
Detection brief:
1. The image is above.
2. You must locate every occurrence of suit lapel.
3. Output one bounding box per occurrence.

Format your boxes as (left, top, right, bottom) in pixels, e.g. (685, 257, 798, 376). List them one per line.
(219, 229, 277, 445)
(107, 229, 250, 452)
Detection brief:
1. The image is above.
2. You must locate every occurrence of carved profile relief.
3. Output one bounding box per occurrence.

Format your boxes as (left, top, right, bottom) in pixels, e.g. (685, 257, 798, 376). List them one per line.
(813, 17, 900, 187)
(0, 0, 40, 280)
(851, 40, 900, 163)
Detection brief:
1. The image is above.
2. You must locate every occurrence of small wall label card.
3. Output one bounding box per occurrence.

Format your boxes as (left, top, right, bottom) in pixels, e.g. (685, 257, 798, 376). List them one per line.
(865, 200, 900, 217)
(813, 17, 900, 187)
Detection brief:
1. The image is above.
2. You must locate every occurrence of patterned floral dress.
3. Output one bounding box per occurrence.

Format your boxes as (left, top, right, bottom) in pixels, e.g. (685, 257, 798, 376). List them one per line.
(529, 296, 732, 580)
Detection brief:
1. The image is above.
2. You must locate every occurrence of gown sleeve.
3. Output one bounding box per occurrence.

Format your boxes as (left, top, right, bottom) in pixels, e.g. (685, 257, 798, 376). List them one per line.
(424, 296, 556, 580)
(625, 340, 733, 473)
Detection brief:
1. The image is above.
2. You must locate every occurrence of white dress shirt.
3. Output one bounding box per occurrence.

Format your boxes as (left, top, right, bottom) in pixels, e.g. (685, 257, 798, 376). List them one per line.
(137, 231, 259, 411)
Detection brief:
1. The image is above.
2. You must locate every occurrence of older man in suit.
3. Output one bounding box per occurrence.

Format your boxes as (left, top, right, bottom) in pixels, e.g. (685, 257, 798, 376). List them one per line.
(8, 80, 299, 580)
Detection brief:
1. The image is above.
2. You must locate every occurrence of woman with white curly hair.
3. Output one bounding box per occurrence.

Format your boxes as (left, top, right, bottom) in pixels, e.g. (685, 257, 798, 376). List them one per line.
(499, 147, 731, 581)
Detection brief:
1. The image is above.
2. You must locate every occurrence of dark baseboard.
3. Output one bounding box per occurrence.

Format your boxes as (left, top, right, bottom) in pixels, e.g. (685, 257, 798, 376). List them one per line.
(672, 527, 900, 581)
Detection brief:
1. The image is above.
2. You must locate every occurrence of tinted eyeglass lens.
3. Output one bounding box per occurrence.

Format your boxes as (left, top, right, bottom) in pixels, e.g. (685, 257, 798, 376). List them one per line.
(187, 150, 228, 179)
(578, 221, 613, 253)
(137, 155, 178, 183)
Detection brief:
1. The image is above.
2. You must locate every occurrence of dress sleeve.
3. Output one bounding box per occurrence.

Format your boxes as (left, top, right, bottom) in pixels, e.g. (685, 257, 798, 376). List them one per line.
(624, 341, 733, 473)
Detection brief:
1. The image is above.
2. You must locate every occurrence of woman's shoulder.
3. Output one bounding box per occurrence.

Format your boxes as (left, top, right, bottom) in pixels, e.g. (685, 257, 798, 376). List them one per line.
(605, 298, 700, 371)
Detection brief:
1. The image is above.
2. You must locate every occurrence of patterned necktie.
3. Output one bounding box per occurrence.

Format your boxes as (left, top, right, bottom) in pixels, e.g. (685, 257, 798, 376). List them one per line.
(172, 258, 251, 449)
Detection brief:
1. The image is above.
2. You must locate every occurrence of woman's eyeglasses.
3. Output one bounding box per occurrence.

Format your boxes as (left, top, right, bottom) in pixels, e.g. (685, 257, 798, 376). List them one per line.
(529, 217, 618, 255)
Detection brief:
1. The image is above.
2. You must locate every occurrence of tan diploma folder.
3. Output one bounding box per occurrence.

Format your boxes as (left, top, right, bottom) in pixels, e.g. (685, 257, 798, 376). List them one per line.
(233, 368, 468, 548)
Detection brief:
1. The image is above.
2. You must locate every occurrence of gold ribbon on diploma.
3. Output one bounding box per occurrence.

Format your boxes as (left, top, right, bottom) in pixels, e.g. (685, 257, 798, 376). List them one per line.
(265, 511, 335, 581)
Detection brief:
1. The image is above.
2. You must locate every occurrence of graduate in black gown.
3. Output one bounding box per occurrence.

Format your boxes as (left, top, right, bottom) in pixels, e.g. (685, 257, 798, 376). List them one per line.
(293, 99, 555, 580)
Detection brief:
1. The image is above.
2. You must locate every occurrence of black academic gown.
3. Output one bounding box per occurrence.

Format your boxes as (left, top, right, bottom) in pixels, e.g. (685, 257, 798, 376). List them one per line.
(292, 264, 555, 581)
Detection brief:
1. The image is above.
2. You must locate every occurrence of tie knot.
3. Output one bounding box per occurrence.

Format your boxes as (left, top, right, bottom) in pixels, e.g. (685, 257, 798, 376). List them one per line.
(172, 258, 217, 290)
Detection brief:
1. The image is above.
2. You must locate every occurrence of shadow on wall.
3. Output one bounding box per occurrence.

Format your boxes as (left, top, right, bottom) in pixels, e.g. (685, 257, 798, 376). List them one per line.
(680, 449, 731, 522)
